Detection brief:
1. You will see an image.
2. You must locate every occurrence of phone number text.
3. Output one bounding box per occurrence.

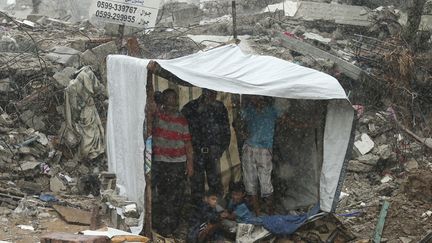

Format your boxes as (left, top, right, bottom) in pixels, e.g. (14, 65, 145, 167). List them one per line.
(96, 1, 138, 13)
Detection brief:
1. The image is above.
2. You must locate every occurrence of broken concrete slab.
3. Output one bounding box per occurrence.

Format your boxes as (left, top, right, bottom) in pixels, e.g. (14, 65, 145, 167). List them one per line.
(357, 154, 379, 166)
(405, 160, 419, 172)
(0, 78, 11, 92)
(46, 46, 81, 67)
(81, 41, 117, 68)
(19, 110, 46, 131)
(26, 14, 44, 22)
(376, 144, 392, 160)
(354, 133, 375, 155)
(122, 203, 139, 218)
(294, 1, 372, 27)
(50, 175, 67, 193)
(277, 32, 365, 81)
(52, 204, 91, 225)
(348, 160, 374, 173)
(40, 232, 109, 243)
(53, 67, 77, 87)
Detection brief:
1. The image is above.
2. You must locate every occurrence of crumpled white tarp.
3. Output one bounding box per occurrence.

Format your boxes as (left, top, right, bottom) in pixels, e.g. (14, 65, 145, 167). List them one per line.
(64, 66, 105, 160)
(106, 45, 354, 213)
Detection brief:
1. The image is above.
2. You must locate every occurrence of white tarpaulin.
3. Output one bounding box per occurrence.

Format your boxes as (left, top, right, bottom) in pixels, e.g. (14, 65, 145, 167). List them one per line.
(107, 44, 354, 212)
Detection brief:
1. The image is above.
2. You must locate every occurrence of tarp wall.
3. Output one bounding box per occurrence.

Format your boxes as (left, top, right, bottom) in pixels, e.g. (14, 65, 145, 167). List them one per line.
(106, 45, 354, 212)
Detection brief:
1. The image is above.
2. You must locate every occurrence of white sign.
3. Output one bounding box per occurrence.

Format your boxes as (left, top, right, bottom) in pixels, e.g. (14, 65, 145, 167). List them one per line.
(90, 0, 160, 28)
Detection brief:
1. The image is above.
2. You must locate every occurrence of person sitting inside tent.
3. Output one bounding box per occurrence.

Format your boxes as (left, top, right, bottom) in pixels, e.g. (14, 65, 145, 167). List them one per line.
(187, 190, 224, 243)
(220, 182, 262, 229)
(240, 96, 283, 215)
(151, 88, 194, 237)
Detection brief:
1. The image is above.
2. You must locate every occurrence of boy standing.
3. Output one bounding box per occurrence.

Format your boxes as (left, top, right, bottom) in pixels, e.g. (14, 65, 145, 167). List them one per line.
(152, 89, 194, 237)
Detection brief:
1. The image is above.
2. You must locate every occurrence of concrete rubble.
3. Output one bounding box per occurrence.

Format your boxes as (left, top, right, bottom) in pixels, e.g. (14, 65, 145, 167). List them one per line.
(0, 0, 431, 242)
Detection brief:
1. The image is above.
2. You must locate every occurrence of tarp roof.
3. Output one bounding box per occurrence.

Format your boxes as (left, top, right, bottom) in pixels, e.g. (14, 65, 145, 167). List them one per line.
(156, 45, 348, 100)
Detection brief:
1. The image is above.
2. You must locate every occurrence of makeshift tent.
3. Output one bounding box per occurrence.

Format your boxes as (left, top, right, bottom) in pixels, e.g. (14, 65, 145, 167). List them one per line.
(106, 44, 354, 214)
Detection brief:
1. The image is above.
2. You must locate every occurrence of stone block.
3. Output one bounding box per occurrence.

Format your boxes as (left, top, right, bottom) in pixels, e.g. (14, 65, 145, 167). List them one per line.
(46, 46, 81, 67)
(40, 232, 109, 243)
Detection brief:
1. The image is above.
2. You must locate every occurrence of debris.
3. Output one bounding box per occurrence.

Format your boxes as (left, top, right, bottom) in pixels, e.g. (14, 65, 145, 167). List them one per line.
(39, 194, 58, 202)
(99, 172, 116, 191)
(17, 224, 34, 231)
(81, 227, 149, 242)
(373, 201, 390, 243)
(419, 232, 432, 243)
(421, 211, 432, 218)
(64, 66, 105, 160)
(53, 67, 77, 87)
(399, 237, 413, 243)
(0, 78, 11, 92)
(357, 154, 379, 166)
(13, 198, 39, 217)
(348, 160, 374, 173)
(53, 204, 92, 225)
(404, 172, 432, 203)
(122, 203, 139, 218)
(294, 1, 372, 26)
(46, 46, 81, 67)
(380, 175, 393, 184)
(277, 32, 365, 81)
(40, 232, 110, 243)
(405, 160, 419, 172)
(38, 212, 51, 218)
(354, 133, 375, 155)
(50, 175, 67, 193)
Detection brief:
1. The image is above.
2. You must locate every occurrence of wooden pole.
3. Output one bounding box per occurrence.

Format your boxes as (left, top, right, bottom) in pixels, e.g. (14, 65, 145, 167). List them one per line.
(141, 68, 155, 238)
(232, 1, 238, 41)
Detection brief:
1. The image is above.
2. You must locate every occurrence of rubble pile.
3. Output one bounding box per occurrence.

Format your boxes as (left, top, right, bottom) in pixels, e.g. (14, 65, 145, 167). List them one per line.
(338, 108, 432, 242)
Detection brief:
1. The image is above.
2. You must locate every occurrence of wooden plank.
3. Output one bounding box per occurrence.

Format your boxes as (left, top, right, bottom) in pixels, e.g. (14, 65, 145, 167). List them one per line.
(276, 32, 365, 81)
(373, 201, 390, 243)
(53, 205, 92, 225)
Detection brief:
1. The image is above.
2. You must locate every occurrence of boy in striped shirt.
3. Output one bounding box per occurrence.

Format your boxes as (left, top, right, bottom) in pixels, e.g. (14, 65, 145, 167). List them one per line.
(152, 89, 194, 237)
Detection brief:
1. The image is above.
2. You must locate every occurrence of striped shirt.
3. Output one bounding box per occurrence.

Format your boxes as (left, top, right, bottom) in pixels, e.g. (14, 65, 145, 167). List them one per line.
(153, 111, 191, 163)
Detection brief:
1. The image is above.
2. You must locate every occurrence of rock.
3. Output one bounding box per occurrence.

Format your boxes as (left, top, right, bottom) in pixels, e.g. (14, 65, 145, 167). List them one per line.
(19, 161, 41, 171)
(78, 165, 90, 175)
(77, 175, 100, 196)
(0, 207, 11, 216)
(0, 112, 13, 126)
(380, 175, 393, 183)
(1, 217, 8, 223)
(354, 133, 375, 155)
(26, 14, 44, 22)
(50, 176, 67, 193)
(64, 160, 78, 171)
(357, 154, 379, 166)
(20, 110, 46, 131)
(53, 67, 77, 87)
(348, 160, 374, 173)
(377, 144, 392, 160)
(81, 41, 117, 69)
(46, 46, 81, 67)
(38, 212, 51, 218)
(122, 203, 139, 218)
(0, 78, 11, 92)
(125, 217, 140, 226)
(399, 237, 412, 243)
(405, 160, 419, 172)
(17, 180, 42, 195)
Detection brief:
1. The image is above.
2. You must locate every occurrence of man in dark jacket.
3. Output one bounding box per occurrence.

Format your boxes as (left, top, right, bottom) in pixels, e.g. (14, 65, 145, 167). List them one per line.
(182, 89, 231, 205)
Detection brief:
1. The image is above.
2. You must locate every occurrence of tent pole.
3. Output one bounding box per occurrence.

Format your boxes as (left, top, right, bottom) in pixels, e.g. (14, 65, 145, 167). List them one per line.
(141, 69, 154, 239)
(232, 1, 238, 41)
